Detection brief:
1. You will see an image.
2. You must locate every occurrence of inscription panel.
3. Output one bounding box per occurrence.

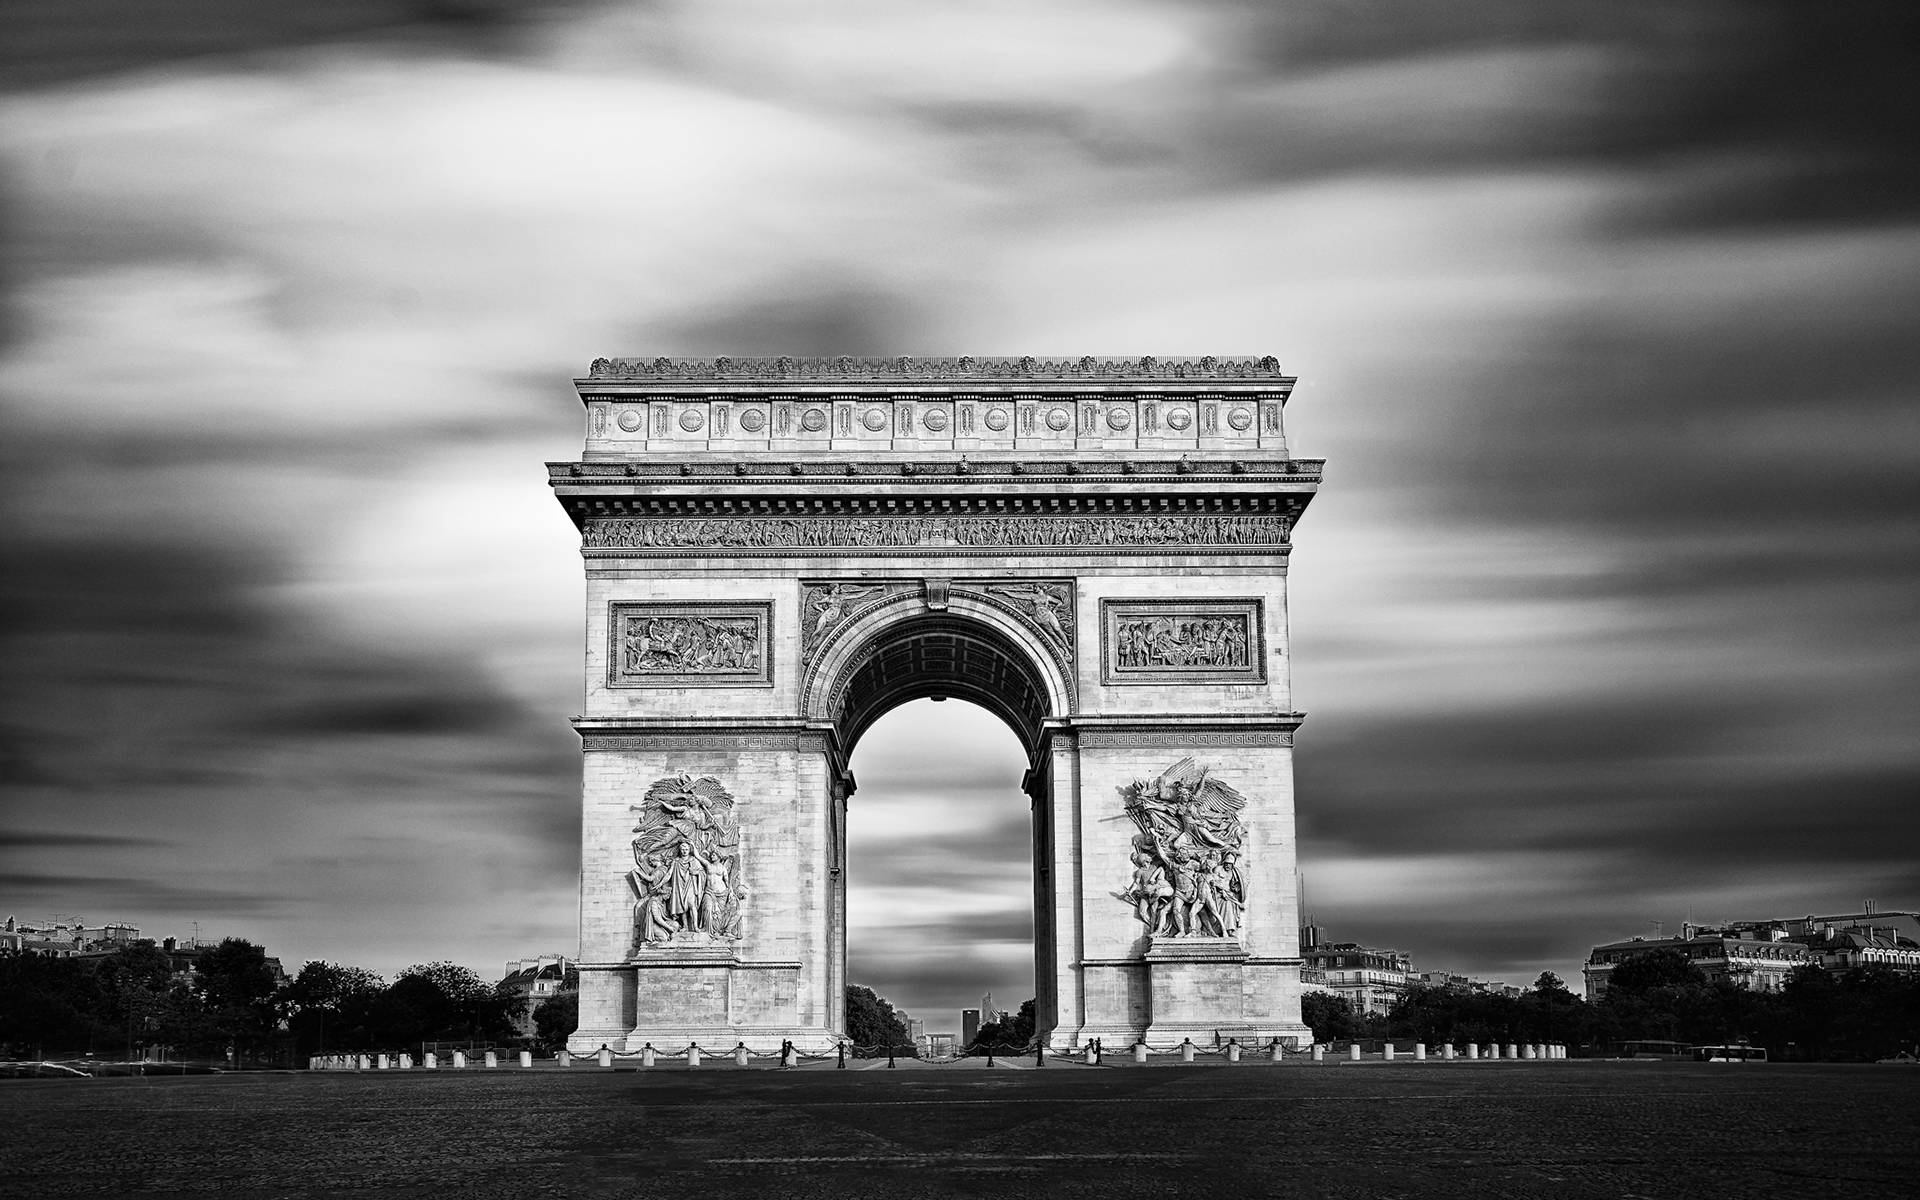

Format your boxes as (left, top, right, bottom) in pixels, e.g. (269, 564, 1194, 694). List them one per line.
(1101, 598, 1265, 685)
(608, 601, 773, 688)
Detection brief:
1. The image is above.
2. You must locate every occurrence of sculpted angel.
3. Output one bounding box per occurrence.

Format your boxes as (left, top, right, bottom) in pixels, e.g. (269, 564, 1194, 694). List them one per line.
(809, 583, 886, 639)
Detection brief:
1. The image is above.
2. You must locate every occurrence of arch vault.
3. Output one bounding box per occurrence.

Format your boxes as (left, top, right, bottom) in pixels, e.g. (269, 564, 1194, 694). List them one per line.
(549, 356, 1322, 1052)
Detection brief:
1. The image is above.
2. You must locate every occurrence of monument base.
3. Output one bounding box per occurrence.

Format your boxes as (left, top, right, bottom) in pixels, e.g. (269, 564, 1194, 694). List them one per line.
(1143, 936, 1254, 1046)
(567, 956, 832, 1055)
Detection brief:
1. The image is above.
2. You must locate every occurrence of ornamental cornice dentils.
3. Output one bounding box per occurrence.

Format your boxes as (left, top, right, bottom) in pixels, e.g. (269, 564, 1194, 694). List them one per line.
(585, 355, 1286, 381)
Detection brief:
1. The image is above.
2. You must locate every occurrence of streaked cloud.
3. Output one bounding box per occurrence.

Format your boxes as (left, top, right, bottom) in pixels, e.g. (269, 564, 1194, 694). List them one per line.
(1, 0, 1913, 1024)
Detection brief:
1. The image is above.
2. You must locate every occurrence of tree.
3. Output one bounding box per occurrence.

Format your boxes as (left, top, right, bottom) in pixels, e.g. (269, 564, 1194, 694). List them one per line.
(1606, 949, 1707, 994)
(533, 992, 579, 1055)
(0, 950, 105, 1057)
(372, 961, 523, 1049)
(193, 938, 280, 1063)
(1301, 991, 1364, 1044)
(968, 999, 1037, 1054)
(843, 985, 916, 1057)
(282, 961, 386, 1057)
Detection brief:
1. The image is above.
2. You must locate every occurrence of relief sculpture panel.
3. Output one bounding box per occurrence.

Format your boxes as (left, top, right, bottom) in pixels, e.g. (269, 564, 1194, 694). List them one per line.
(608, 602, 773, 688)
(628, 772, 747, 952)
(1114, 759, 1247, 940)
(1101, 599, 1265, 685)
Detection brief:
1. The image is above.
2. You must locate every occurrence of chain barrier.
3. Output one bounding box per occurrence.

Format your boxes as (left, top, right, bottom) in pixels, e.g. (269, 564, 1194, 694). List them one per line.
(307, 1038, 1571, 1071)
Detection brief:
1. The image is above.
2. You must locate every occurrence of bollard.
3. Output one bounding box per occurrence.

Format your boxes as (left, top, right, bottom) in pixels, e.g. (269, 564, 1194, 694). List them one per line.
(688, 1046, 702, 1069)
(1384, 1043, 1396, 1061)
(1505, 1044, 1519, 1060)
(1180, 1038, 1196, 1063)
(1036, 1044, 1045, 1068)
(1443, 1044, 1457, 1060)
(1348, 1043, 1362, 1061)
(1227, 1040, 1242, 1063)
(399, 1054, 413, 1070)
(1085, 1043, 1097, 1065)
(518, 1050, 532, 1068)
(358, 1054, 371, 1071)
(1311, 1045, 1325, 1062)
(558, 1050, 571, 1068)
(424, 1053, 438, 1070)
(782, 1040, 796, 1069)
(1133, 1042, 1148, 1064)
(484, 1051, 499, 1068)
(837, 1042, 847, 1069)
(1270, 1039, 1285, 1064)
(453, 1051, 467, 1069)
(736, 1043, 751, 1068)
(599, 1045, 614, 1068)
(1414, 1044, 1426, 1061)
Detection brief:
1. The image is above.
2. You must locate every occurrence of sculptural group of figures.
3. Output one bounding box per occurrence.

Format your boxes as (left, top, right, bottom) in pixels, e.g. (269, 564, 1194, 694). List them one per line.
(1114, 616, 1250, 670)
(622, 616, 759, 675)
(1116, 760, 1248, 939)
(629, 773, 746, 947)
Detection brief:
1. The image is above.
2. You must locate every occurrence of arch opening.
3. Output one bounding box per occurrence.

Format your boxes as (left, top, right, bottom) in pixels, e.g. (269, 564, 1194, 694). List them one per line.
(819, 608, 1062, 765)
(845, 698, 1035, 1036)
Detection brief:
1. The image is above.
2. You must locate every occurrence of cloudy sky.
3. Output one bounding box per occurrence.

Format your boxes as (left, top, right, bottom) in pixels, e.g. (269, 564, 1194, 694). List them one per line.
(3, 1, 1915, 1028)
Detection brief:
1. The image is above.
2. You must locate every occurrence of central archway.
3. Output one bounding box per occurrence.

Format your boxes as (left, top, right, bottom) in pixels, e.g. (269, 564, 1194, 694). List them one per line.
(809, 598, 1069, 1039)
(844, 698, 1034, 1047)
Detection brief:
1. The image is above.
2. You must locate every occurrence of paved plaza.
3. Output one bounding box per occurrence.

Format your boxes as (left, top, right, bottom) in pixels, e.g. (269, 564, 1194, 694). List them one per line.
(4, 1061, 1916, 1198)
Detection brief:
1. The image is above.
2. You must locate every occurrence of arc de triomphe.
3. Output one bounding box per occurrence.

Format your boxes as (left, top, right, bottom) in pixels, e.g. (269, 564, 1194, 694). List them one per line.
(548, 356, 1321, 1053)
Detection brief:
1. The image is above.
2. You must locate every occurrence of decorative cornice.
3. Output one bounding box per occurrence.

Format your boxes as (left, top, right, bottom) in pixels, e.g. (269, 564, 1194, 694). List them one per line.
(585, 355, 1286, 382)
(550, 459, 1325, 481)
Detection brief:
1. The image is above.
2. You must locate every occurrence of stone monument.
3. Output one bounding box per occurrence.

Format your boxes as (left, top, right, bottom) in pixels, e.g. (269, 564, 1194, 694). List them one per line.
(548, 356, 1321, 1052)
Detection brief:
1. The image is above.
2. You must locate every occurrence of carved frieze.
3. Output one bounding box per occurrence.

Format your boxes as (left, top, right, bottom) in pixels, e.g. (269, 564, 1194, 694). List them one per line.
(628, 772, 747, 951)
(585, 515, 1290, 551)
(1114, 759, 1247, 940)
(1101, 599, 1265, 685)
(608, 602, 773, 688)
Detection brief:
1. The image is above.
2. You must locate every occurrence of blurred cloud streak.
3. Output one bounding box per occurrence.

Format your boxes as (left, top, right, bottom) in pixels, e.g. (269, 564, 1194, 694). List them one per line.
(2, 0, 1914, 1014)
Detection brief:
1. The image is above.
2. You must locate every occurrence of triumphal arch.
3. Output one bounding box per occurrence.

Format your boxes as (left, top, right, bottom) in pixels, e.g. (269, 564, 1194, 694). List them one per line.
(548, 356, 1321, 1053)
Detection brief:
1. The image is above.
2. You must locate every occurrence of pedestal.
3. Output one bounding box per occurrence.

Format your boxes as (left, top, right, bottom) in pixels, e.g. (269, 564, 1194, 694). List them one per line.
(1142, 936, 1251, 1044)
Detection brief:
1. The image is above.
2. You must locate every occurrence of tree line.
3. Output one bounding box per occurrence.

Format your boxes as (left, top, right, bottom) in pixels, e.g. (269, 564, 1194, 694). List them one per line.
(0, 940, 558, 1064)
(1302, 953, 1920, 1061)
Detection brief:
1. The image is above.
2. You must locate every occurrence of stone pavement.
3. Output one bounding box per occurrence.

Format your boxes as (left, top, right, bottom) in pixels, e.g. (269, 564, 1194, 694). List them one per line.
(3, 1061, 1915, 1198)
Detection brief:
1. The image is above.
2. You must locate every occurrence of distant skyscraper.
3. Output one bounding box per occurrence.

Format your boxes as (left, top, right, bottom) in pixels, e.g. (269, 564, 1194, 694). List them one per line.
(961, 1008, 981, 1046)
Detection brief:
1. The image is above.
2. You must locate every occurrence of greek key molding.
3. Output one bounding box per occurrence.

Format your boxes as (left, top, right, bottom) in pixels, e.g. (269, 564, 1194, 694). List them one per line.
(586, 355, 1286, 381)
(579, 732, 835, 753)
(1075, 729, 1295, 749)
(1101, 599, 1266, 685)
(584, 515, 1289, 551)
(607, 602, 773, 688)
